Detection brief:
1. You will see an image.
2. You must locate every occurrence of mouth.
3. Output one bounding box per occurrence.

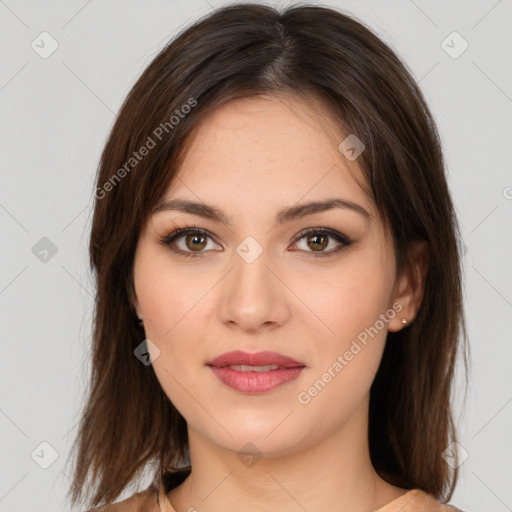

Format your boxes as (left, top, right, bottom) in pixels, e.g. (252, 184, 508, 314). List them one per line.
(206, 350, 306, 369)
(206, 351, 306, 394)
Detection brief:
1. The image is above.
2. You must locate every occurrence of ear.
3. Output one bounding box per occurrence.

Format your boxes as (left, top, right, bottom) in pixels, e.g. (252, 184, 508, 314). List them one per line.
(388, 240, 429, 332)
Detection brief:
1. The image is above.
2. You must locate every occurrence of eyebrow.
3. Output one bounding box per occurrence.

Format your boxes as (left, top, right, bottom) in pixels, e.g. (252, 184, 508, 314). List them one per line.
(151, 197, 372, 225)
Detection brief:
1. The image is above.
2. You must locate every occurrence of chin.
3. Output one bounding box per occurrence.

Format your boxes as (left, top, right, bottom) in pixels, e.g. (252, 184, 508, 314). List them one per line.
(205, 423, 306, 459)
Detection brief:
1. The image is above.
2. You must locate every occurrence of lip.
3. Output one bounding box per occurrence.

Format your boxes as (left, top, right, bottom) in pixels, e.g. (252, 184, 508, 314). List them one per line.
(207, 351, 306, 394)
(207, 350, 306, 368)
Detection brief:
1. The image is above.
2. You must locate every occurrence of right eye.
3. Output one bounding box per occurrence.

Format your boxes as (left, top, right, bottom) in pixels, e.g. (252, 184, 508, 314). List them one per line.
(159, 227, 222, 258)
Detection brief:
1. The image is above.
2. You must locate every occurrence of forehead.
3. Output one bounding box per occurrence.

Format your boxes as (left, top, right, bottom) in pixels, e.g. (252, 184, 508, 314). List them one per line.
(165, 94, 372, 214)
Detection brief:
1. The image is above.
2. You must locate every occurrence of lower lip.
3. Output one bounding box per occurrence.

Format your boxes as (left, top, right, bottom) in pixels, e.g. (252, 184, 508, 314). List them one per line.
(208, 366, 305, 393)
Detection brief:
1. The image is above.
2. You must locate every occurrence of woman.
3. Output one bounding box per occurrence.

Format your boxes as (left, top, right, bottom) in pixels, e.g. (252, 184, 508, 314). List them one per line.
(67, 3, 468, 511)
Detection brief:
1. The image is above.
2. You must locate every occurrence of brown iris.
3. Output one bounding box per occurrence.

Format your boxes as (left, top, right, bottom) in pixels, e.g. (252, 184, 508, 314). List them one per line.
(307, 233, 328, 251)
(185, 233, 207, 251)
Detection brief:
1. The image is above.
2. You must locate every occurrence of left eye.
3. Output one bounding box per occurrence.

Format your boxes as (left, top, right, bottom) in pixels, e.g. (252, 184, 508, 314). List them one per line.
(159, 227, 352, 258)
(290, 228, 352, 257)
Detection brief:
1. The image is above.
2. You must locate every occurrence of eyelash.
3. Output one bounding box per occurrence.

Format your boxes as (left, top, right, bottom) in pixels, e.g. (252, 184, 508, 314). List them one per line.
(158, 226, 352, 259)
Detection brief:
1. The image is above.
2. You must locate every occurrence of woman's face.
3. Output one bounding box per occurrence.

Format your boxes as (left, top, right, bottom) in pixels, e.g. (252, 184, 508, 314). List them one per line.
(132, 94, 408, 458)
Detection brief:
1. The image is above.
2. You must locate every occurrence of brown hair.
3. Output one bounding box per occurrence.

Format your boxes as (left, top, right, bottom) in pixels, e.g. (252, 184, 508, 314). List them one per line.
(66, 2, 469, 509)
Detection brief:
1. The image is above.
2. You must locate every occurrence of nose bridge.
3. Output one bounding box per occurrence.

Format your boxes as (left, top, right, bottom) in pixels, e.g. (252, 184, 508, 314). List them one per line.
(232, 235, 274, 299)
(219, 235, 289, 331)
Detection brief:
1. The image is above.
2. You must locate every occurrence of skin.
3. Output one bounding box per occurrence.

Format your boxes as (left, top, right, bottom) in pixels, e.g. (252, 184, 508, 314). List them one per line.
(131, 94, 428, 512)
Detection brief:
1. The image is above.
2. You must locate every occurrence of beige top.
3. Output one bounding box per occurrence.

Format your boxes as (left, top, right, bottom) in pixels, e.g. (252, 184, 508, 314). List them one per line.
(89, 468, 463, 511)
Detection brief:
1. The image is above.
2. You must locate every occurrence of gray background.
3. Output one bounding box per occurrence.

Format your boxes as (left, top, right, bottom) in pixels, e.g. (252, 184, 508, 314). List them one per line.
(1, 0, 511, 510)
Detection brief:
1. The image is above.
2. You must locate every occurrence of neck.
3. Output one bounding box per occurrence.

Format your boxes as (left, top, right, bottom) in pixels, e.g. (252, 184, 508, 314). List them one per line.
(167, 397, 406, 512)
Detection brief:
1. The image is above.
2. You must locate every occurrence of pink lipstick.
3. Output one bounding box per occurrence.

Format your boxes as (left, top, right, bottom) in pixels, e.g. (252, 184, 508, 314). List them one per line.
(207, 350, 306, 394)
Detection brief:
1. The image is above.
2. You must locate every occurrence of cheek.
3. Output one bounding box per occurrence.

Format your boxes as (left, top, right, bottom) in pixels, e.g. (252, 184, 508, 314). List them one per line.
(298, 254, 394, 349)
(138, 266, 210, 418)
(295, 276, 392, 422)
(135, 253, 208, 340)
(294, 249, 394, 408)
(135, 260, 213, 389)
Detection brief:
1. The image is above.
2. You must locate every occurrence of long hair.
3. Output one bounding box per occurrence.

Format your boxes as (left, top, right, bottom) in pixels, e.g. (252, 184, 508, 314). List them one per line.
(66, 3, 469, 509)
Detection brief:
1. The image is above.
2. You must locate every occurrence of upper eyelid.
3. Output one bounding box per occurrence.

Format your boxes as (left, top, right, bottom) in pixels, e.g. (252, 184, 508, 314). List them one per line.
(164, 226, 350, 248)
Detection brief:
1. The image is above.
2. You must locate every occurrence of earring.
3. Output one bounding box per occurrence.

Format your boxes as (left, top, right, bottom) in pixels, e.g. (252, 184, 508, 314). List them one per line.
(136, 315, 143, 325)
(401, 318, 407, 325)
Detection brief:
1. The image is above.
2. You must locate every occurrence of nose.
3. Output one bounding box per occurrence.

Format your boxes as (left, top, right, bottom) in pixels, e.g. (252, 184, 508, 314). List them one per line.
(217, 243, 291, 333)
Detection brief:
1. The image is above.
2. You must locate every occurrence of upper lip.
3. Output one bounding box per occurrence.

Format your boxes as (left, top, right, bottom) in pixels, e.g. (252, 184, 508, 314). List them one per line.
(207, 350, 306, 368)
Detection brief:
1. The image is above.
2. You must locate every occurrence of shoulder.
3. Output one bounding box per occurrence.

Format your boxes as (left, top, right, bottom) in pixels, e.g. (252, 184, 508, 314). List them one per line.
(419, 489, 466, 512)
(378, 489, 465, 512)
(82, 483, 158, 512)
(81, 467, 191, 512)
